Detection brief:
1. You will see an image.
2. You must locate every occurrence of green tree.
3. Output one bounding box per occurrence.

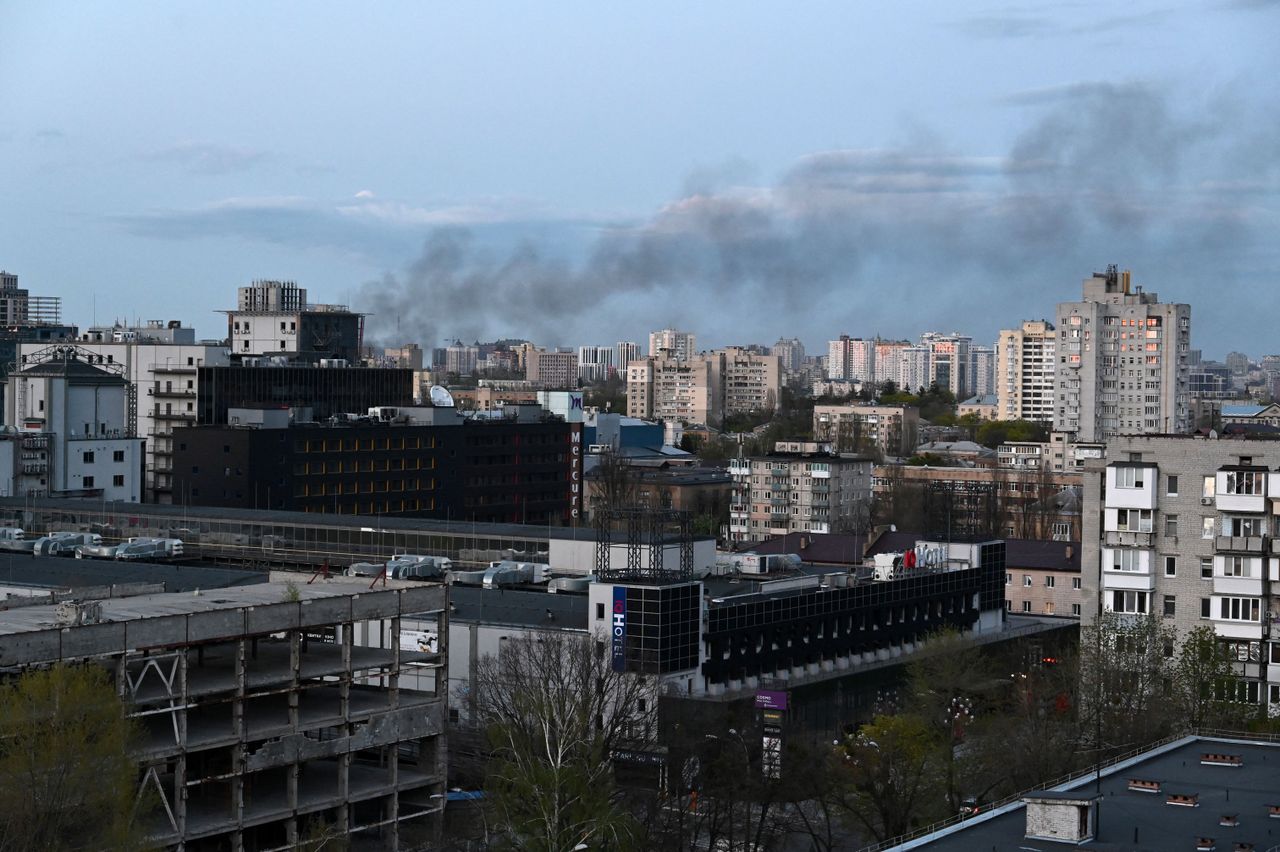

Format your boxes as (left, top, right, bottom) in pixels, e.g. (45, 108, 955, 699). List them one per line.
(836, 714, 943, 842)
(471, 632, 653, 852)
(1173, 625, 1244, 729)
(0, 663, 146, 852)
(1078, 612, 1179, 756)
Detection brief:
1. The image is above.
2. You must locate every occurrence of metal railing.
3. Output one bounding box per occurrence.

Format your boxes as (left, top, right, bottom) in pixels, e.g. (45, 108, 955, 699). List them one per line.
(856, 728, 1280, 851)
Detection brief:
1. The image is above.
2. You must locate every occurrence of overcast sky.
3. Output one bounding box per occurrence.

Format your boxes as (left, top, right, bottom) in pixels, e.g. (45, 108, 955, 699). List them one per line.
(1, 1, 1276, 356)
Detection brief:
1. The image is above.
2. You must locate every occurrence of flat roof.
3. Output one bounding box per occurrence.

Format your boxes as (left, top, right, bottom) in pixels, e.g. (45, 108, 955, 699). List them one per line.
(0, 581, 446, 667)
(449, 584, 588, 630)
(0, 554, 267, 595)
(0, 496, 715, 545)
(907, 736, 1280, 851)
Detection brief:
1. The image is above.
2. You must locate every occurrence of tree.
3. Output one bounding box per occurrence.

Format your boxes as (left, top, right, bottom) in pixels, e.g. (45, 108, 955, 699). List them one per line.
(1078, 612, 1179, 756)
(592, 449, 641, 515)
(0, 663, 145, 852)
(1172, 625, 1245, 730)
(471, 632, 654, 851)
(835, 714, 943, 842)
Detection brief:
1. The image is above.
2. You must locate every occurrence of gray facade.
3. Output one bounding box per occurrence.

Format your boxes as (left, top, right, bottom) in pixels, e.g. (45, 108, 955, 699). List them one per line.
(1054, 266, 1191, 442)
(1082, 434, 1280, 713)
(0, 582, 448, 849)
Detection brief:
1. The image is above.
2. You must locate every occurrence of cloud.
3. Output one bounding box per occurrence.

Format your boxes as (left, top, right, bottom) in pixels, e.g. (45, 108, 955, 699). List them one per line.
(142, 141, 271, 175)
(953, 7, 1173, 39)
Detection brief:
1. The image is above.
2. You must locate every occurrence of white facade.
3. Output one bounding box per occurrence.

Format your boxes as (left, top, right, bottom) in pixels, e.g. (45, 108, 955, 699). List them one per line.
(997, 320, 1057, 423)
(23, 324, 229, 501)
(2, 347, 143, 501)
(649, 328, 696, 361)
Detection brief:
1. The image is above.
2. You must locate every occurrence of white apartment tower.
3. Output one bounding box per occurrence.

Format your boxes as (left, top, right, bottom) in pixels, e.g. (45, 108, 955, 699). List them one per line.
(827, 336, 875, 383)
(614, 341, 641, 373)
(1054, 266, 1190, 442)
(997, 320, 1057, 423)
(922, 332, 972, 398)
(649, 328, 697, 361)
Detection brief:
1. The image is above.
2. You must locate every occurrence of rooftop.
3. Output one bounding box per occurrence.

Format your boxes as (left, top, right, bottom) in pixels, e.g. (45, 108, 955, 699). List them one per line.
(906, 735, 1280, 851)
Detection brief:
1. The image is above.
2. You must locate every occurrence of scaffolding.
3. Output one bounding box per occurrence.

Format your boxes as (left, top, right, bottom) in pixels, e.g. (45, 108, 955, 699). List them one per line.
(593, 506, 694, 583)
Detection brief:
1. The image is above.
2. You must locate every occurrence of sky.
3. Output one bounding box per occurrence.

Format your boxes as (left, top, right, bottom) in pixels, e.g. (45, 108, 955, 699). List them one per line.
(1, 1, 1277, 357)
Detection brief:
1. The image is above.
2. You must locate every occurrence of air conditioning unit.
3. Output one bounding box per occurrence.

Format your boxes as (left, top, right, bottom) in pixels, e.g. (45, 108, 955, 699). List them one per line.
(1200, 497, 1213, 506)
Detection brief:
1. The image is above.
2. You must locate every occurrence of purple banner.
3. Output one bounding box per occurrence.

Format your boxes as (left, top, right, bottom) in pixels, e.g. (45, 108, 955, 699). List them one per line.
(754, 689, 788, 711)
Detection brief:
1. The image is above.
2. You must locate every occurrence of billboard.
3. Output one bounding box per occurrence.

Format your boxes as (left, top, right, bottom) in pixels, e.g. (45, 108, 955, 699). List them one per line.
(754, 689, 789, 712)
(611, 586, 627, 672)
(399, 629, 438, 654)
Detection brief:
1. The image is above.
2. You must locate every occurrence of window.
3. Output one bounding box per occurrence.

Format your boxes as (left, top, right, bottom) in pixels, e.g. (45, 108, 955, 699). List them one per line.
(82, 476, 94, 488)
(1202, 517, 1215, 539)
(1218, 597, 1261, 622)
(1116, 466, 1145, 488)
(1163, 556, 1177, 577)
(1111, 590, 1149, 614)
(1221, 556, 1252, 578)
(1116, 509, 1153, 532)
(1202, 475, 1216, 499)
(82, 451, 95, 463)
(1230, 516, 1263, 537)
(1163, 595, 1176, 618)
(1005, 600, 1012, 612)
(1052, 521, 1071, 538)
(1005, 573, 1011, 586)
(1045, 576, 1056, 588)
(1044, 602, 1055, 615)
(1022, 601, 1032, 613)
(1071, 603, 1082, 616)
(112, 450, 125, 462)
(1023, 575, 1032, 587)
(1111, 549, 1142, 572)
(1225, 470, 1261, 495)
(1166, 475, 1178, 496)
(1164, 515, 1178, 537)
(1201, 598, 1211, 618)
(595, 603, 604, 620)
(1072, 577, 1081, 590)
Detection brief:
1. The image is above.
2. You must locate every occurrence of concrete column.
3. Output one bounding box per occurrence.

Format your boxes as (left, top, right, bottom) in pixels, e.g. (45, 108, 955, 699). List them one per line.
(338, 621, 352, 832)
(232, 637, 247, 852)
(175, 649, 188, 839)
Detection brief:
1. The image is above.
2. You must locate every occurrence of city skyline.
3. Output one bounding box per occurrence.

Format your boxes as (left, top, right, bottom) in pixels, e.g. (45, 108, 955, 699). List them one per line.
(2, 2, 1277, 353)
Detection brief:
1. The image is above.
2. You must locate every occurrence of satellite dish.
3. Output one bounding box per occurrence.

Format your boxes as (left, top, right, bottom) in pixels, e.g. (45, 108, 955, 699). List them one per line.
(429, 385, 455, 407)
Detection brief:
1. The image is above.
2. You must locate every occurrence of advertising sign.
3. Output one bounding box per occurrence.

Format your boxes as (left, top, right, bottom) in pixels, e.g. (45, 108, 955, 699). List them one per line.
(754, 689, 789, 712)
(611, 586, 627, 671)
(399, 629, 438, 654)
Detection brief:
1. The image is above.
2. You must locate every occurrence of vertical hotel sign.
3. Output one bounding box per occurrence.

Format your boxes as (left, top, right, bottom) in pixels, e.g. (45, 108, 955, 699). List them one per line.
(611, 586, 627, 672)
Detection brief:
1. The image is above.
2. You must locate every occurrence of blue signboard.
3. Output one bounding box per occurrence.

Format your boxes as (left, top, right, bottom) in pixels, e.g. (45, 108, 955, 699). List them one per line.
(611, 586, 627, 671)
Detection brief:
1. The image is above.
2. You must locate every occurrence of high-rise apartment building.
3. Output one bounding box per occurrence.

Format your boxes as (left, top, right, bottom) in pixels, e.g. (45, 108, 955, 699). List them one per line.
(1054, 266, 1191, 442)
(997, 320, 1057, 423)
(626, 348, 780, 427)
(827, 336, 875, 383)
(614, 341, 641, 373)
(970, 346, 995, 399)
(894, 345, 932, 393)
(576, 345, 613, 383)
(922, 332, 972, 398)
(873, 340, 909, 387)
(1081, 434, 1280, 715)
(649, 328, 697, 361)
(771, 337, 805, 373)
(812, 404, 921, 456)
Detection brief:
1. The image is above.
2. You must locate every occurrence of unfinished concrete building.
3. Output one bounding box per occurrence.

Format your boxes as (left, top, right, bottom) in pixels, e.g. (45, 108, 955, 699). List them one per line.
(0, 581, 447, 851)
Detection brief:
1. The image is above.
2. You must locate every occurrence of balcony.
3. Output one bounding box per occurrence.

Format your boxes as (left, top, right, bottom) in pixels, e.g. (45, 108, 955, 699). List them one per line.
(1104, 530, 1154, 548)
(1215, 535, 1265, 554)
(1213, 575, 1264, 597)
(150, 387, 197, 397)
(1101, 571, 1155, 592)
(152, 411, 197, 421)
(150, 364, 198, 374)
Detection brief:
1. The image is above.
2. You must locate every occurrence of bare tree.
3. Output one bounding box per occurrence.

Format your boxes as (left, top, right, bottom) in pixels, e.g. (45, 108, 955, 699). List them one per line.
(591, 448, 641, 518)
(471, 631, 656, 851)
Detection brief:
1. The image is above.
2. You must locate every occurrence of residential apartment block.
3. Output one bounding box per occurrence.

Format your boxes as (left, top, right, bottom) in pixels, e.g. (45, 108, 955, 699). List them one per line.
(997, 320, 1056, 422)
(1082, 434, 1280, 713)
(728, 441, 872, 544)
(827, 336, 875, 382)
(812, 404, 920, 456)
(648, 328, 697, 361)
(1054, 266, 1191, 442)
(626, 348, 780, 427)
